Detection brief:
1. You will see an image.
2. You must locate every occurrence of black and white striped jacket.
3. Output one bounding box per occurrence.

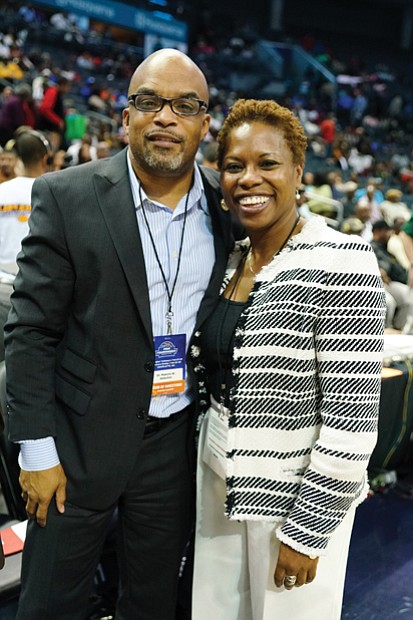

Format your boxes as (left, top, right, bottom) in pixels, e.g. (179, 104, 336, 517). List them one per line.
(191, 216, 385, 557)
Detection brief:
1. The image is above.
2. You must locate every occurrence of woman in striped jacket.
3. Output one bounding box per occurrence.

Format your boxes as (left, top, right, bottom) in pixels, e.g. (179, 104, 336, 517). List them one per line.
(191, 99, 385, 620)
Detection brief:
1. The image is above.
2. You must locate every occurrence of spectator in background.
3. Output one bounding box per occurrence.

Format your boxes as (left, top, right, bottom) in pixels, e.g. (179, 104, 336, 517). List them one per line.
(350, 88, 368, 127)
(0, 146, 18, 184)
(49, 11, 71, 31)
(341, 216, 365, 235)
(338, 180, 358, 218)
(88, 86, 111, 115)
(327, 170, 345, 200)
(319, 113, 336, 158)
(77, 141, 93, 164)
(295, 184, 315, 220)
(380, 189, 411, 226)
(370, 220, 413, 332)
(0, 83, 35, 147)
(0, 130, 52, 265)
(302, 171, 314, 187)
(387, 216, 411, 271)
(356, 184, 382, 223)
(66, 133, 96, 166)
(52, 148, 72, 171)
(0, 85, 13, 109)
(306, 171, 335, 218)
(201, 141, 219, 170)
(38, 75, 70, 152)
(399, 214, 413, 287)
(96, 141, 111, 159)
(354, 177, 384, 204)
(336, 88, 354, 127)
(332, 136, 351, 172)
(354, 202, 374, 242)
(32, 68, 52, 105)
(18, 5, 38, 23)
(348, 144, 374, 176)
(0, 33, 11, 58)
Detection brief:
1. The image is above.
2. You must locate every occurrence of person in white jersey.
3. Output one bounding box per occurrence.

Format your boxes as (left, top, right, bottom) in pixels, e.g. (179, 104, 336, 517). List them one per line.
(0, 129, 52, 265)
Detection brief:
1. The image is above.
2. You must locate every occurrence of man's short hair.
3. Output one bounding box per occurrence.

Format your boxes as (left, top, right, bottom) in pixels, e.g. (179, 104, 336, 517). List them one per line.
(14, 130, 52, 167)
(372, 220, 391, 233)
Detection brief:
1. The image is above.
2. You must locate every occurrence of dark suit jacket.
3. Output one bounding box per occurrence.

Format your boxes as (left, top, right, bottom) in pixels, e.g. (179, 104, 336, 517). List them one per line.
(4, 149, 235, 510)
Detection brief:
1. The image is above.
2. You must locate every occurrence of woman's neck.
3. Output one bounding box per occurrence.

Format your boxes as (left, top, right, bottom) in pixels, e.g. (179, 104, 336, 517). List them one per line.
(248, 213, 303, 269)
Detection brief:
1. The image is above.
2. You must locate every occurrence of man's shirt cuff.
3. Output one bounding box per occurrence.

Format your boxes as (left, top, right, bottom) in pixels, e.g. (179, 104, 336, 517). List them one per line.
(18, 437, 60, 471)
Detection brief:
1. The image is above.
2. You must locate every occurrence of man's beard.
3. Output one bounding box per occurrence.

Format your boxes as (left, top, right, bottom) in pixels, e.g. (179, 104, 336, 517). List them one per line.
(135, 143, 186, 176)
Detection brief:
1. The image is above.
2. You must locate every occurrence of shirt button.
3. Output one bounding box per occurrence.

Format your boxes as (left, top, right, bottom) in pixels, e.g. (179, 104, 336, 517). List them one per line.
(136, 409, 145, 419)
(144, 362, 154, 372)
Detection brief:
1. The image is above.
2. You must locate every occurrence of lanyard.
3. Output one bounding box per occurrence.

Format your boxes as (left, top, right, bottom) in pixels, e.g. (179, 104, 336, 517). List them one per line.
(138, 184, 190, 334)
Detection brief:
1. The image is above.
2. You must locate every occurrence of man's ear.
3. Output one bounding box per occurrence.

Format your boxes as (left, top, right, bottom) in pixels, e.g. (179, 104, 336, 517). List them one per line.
(122, 108, 130, 135)
(200, 113, 211, 142)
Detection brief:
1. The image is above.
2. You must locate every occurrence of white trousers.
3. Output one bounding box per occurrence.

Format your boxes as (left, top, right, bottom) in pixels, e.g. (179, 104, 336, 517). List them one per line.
(192, 405, 356, 620)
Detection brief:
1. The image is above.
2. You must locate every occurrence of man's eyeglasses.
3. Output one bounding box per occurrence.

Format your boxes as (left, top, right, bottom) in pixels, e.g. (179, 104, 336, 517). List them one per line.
(128, 93, 208, 116)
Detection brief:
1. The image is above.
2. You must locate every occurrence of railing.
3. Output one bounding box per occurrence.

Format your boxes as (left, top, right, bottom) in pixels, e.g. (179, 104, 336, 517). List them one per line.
(304, 189, 344, 227)
(255, 40, 284, 79)
(261, 41, 337, 109)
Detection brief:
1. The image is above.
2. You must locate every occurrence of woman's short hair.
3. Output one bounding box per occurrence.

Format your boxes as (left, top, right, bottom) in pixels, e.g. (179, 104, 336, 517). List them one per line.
(217, 99, 308, 168)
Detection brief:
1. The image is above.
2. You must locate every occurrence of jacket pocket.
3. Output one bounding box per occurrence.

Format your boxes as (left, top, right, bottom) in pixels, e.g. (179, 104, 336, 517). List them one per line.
(60, 348, 97, 384)
(55, 374, 91, 416)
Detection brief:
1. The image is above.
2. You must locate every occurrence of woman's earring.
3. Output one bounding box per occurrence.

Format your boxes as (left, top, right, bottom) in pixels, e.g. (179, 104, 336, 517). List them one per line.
(220, 199, 229, 212)
(295, 189, 300, 200)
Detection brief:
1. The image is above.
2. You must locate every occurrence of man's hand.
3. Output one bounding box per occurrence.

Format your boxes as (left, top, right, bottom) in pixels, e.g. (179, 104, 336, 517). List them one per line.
(20, 464, 67, 527)
(274, 541, 319, 589)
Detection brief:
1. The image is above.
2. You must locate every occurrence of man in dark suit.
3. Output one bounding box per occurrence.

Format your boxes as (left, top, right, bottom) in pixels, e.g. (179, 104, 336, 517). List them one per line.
(5, 49, 236, 619)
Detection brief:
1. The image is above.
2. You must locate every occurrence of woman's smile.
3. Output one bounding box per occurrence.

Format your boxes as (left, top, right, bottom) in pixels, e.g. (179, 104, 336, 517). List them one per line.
(236, 194, 272, 213)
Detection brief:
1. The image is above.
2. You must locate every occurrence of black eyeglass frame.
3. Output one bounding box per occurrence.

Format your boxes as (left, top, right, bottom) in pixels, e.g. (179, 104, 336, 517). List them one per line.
(128, 93, 208, 116)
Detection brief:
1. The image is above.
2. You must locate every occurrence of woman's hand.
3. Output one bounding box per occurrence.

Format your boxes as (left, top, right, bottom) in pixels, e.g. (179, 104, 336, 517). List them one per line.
(274, 542, 319, 590)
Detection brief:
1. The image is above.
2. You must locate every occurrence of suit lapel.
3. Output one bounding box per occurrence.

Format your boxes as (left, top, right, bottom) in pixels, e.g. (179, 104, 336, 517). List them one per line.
(92, 150, 153, 346)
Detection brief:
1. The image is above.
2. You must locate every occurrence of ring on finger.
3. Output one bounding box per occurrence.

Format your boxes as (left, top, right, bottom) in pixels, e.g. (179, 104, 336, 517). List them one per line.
(284, 575, 297, 586)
